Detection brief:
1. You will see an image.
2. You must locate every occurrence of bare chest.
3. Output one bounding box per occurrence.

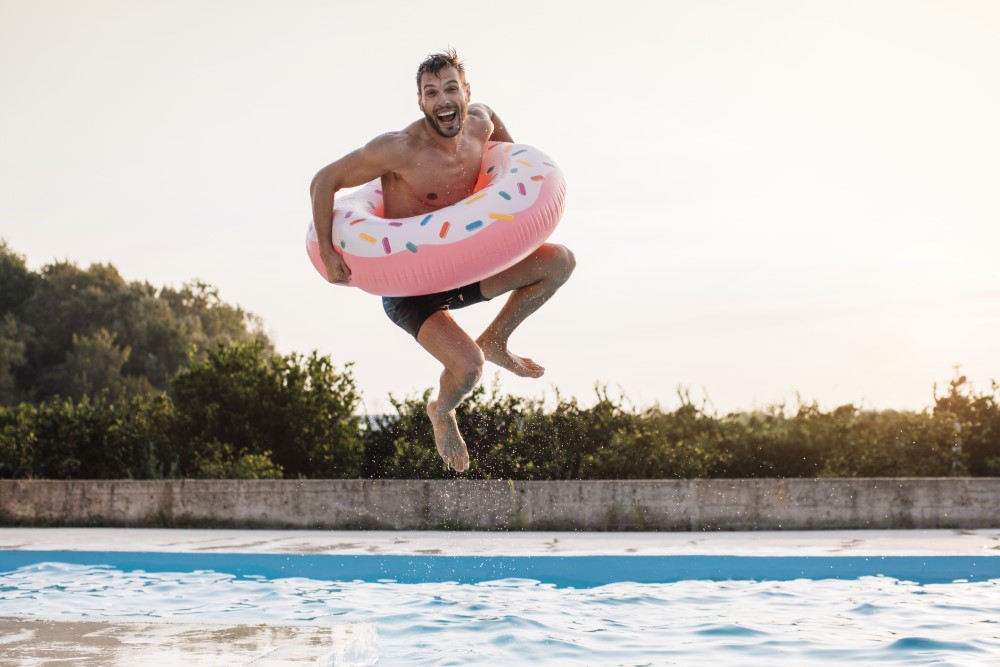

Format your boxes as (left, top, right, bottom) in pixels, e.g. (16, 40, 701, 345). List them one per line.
(383, 148, 483, 218)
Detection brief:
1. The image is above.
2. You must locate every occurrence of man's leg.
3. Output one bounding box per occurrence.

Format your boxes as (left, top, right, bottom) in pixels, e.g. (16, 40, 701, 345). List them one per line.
(477, 243, 576, 377)
(416, 311, 485, 473)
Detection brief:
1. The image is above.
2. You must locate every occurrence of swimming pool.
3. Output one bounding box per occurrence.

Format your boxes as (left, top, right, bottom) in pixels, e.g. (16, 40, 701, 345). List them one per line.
(2, 529, 999, 665)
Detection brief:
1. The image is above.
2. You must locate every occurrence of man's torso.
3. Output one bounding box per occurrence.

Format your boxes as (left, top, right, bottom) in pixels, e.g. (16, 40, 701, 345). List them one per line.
(381, 108, 494, 219)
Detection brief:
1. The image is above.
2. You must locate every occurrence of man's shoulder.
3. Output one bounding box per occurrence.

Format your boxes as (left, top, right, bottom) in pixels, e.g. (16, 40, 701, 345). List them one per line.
(365, 129, 416, 154)
(358, 129, 422, 170)
(468, 103, 494, 121)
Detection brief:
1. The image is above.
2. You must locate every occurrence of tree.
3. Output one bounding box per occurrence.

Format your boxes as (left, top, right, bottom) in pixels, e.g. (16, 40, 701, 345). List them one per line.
(0, 241, 39, 318)
(1, 241, 271, 403)
(0, 242, 38, 405)
(60, 329, 135, 402)
(168, 341, 363, 479)
(0, 315, 27, 405)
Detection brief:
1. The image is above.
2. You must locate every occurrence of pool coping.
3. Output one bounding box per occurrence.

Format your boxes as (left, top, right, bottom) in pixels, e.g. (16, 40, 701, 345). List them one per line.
(2, 527, 999, 556)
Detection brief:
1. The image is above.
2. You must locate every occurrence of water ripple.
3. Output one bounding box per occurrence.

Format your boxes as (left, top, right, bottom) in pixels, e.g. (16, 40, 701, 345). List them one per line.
(0, 564, 997, 665)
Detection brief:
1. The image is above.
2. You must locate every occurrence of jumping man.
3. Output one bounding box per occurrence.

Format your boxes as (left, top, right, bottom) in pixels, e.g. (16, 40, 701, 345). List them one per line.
(310, 50, 575, 473)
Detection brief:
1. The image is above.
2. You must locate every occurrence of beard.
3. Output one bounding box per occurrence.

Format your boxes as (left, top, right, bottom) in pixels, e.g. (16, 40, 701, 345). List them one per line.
(424, 104, 467, 138)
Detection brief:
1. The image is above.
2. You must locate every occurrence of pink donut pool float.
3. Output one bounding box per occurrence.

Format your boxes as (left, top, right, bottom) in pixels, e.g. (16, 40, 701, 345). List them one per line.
(307, 141, 566, 296)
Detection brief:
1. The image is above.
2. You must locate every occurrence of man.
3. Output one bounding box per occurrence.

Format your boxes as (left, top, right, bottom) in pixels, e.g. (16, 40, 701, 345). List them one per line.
(310, 50, 575, 473)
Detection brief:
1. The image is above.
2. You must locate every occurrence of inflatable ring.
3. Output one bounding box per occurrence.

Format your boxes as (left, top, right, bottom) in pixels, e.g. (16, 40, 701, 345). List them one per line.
(307, 141, 566, 296)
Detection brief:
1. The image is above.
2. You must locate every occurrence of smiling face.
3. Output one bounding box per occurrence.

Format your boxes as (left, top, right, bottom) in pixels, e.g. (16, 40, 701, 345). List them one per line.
(418, 66, 470, 138)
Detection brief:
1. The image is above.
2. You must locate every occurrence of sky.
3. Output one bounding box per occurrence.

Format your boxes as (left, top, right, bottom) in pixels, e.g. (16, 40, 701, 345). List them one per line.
(2, 0, 999, 415)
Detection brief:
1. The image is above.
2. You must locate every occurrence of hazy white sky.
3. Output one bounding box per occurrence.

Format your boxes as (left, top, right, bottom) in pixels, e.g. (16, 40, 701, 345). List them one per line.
(2, 0, 999, 414)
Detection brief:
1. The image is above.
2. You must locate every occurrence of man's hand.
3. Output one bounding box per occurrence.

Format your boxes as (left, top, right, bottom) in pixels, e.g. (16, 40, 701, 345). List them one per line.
(321, 251, 351, 285)
(311, 135, 401, 287)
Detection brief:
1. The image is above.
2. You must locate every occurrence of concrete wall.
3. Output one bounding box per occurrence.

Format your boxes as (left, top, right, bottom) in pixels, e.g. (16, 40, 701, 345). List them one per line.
(1, 478, 998, 530)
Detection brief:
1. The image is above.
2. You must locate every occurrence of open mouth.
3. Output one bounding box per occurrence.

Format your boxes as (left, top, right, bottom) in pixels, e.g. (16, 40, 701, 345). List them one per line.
(436, 109, 458, 124)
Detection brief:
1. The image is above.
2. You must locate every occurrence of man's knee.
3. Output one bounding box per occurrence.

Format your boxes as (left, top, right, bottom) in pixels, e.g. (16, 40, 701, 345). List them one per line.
(453, 349, 485, 391)
(547, 244, 576, 285)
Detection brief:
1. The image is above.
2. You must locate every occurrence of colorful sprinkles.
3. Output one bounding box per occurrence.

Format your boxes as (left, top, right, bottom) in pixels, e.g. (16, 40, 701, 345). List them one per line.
(334, 144, 558, 261)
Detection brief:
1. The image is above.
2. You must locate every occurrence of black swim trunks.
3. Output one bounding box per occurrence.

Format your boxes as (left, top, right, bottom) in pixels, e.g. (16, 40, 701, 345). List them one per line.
(382, 282, 492, 339)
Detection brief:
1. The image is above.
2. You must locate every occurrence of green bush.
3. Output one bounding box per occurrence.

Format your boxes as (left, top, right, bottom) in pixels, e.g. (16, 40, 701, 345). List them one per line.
(168, 341, 363, 479)
(0, 392, 172, 479)
(0, 341, 363, 480)
(934, 375, 1000, 476)
(362, 378, 999, 480)
(365, 384, 726, 480)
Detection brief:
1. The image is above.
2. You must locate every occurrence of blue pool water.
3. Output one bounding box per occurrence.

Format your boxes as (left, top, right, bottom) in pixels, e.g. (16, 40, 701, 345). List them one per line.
(2, 551, 999, 665)
(1, 550, 999, 586)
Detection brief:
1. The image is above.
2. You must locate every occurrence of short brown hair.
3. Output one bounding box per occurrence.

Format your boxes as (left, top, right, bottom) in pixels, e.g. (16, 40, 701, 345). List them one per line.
(416, 49, 466, 90)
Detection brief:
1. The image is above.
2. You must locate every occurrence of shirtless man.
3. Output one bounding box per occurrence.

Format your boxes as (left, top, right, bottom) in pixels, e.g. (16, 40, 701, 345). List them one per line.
(310, 50, 575, 473)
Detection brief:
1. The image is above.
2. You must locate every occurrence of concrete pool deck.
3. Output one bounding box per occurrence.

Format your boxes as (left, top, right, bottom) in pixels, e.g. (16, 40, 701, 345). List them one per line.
(2, 526, 999, 556)
(0, 617, 376, 666)
(2, 528, 999, 665)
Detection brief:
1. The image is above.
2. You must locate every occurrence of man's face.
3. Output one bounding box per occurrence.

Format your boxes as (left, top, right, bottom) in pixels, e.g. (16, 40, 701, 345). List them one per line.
(418, 67, 470, 138)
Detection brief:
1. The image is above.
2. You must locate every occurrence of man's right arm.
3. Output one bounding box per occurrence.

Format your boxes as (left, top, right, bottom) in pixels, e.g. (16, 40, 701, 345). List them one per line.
(310, 135, 399, 284)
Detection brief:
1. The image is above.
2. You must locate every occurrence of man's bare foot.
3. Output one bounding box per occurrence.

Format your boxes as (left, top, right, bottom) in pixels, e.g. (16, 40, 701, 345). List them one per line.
(426, 400, 470, 473)
(476, 337, 545, 378)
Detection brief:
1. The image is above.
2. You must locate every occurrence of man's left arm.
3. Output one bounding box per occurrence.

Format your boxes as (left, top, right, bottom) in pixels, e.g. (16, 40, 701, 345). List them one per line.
(472, 103, 514, 142)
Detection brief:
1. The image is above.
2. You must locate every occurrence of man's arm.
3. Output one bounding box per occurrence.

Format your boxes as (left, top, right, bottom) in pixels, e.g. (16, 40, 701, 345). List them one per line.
(471, 103, 513, 143)
(310, 135, 399, 284)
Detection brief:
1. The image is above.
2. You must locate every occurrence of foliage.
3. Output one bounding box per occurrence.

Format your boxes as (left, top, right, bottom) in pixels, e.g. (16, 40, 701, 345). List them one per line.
(0, 315, 28, 405)
(168, 341, 363, 479)
(934, 375, 1000, 476)
(365, 377, 998, 481)
(2, 240, 998, 480)
(0, 240, 267, 405)
(0, 392, 173, 479)
(0, 341, 362, 480)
